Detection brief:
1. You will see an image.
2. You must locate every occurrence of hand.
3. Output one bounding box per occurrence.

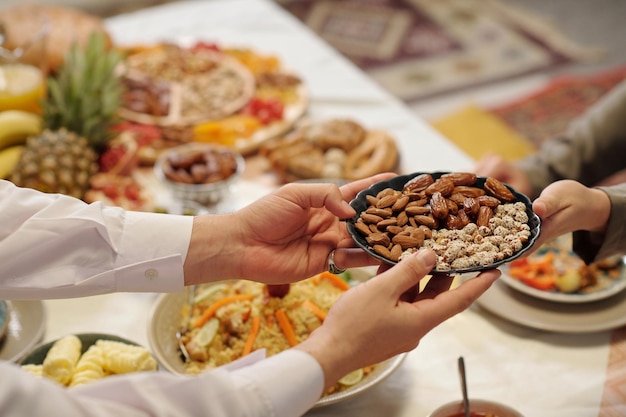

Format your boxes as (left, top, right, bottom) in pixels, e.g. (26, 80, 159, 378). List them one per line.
(531, 180, 611, 249)
(474, 153, 532, 197)
(184, 173, 395, 285)
(296, 249, 501, 391)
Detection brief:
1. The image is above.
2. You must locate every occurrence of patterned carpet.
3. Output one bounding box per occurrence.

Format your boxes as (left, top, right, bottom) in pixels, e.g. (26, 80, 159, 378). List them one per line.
(489, 64, 626, 148)
(431, 64, 626, 161)
(278, 0, 598, 103)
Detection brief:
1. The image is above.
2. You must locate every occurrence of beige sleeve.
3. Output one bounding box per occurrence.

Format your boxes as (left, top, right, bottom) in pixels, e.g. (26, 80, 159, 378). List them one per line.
(518, 79, 626, 199)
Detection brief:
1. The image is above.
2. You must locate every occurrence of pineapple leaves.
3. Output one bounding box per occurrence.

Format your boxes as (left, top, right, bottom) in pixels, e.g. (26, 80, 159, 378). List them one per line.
(43, 31, 125, 152)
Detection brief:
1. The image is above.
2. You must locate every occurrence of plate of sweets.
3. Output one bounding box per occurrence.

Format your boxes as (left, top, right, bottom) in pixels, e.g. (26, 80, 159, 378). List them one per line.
(116, 41, 308, 159)
(500, 233, 626, 303)
(346, 171, 540, 277)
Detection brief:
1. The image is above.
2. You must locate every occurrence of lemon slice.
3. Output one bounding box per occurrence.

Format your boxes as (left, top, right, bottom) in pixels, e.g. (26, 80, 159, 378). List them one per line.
(338, 368, 364, 386)
(192, 317, 219, 347)
(0, 64, 46, 113)
(193, 284, 228, 304)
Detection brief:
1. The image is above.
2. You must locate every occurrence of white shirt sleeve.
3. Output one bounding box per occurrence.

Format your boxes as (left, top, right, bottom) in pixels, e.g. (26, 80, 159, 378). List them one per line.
(0, 180, 193, 299)
(1, 350, 324, 417)
(0, 181, 327, 416)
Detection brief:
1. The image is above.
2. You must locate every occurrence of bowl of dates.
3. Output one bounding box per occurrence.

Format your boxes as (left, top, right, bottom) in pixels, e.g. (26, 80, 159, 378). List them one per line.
(155, 143, 245, 206)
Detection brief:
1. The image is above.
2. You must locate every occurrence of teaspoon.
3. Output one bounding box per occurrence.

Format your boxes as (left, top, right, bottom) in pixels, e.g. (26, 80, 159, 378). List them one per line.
(458, 356, 471, 417)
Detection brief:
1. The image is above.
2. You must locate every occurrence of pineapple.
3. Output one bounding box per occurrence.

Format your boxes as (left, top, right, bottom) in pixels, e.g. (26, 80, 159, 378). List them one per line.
(10, 32, 124, 199)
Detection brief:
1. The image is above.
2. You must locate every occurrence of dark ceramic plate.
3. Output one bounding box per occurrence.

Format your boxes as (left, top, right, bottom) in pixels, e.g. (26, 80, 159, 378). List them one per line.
(0, 300, 9, 342)
(20, 333, 145, 366)
(347, 171, 541, 275)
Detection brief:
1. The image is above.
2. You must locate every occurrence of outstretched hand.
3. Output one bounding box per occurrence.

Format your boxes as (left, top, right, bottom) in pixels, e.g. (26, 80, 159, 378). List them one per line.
(531, 180, 611, 249)
(296, 249, 501, 391)
(225, 173, 395, 284)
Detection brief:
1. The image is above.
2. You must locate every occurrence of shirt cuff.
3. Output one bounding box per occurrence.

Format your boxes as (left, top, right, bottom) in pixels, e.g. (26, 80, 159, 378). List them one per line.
(118, 211, 193, 266)
(234, 349, 324, 417)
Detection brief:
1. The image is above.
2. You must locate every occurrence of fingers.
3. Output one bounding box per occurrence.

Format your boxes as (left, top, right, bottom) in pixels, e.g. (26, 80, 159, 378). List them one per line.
(371, 249, 438, 299)
(274, 173, 399, 220)
(339, 172, 396, 201)
(332, 247, 382, 270)
(418, 269, 501, 323)
(473, 153, 504, 177)
(275, 182, 354, 219)
(414, 273, 455, 301)
(533, 180, 611, 240)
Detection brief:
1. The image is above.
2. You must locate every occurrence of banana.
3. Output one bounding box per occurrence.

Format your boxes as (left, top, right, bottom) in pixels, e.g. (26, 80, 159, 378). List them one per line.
(0, 110, 42, 150)
(0, 144, 23, 179)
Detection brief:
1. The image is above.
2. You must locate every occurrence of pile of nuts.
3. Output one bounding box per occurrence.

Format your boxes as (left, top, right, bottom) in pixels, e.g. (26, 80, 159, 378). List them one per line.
(160, 145, 240, 185)
(352, 172, 533, 271)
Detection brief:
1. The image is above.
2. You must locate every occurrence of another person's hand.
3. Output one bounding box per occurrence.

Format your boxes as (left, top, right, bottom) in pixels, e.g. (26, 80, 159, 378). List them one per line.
(531, 180, 611, 249)
(474, 153, 532, 197)
(184, 173, 395, 285)
(296, 249, 501, 391)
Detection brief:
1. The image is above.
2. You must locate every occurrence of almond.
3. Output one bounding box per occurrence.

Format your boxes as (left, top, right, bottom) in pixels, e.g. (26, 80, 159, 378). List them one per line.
(392, 234, 422, 249)
(367, 232, 391, 247)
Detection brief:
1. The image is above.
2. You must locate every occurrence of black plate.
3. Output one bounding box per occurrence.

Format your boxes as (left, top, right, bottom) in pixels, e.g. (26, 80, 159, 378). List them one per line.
(346, 171, 541, 275)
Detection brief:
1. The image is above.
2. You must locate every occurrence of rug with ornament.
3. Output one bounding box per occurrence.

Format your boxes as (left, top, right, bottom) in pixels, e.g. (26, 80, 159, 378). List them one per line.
(278, 0, 598, 103)
(431, 64, 626, 162)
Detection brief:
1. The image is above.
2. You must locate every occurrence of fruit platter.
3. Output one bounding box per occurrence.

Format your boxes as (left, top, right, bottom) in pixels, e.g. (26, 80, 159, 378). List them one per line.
(0, 4, 310, 212)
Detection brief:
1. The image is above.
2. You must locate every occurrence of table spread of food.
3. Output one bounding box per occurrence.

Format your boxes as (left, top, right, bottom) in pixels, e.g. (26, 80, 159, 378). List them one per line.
(0, 3, 401, 214)
(1, 2, 624, 414)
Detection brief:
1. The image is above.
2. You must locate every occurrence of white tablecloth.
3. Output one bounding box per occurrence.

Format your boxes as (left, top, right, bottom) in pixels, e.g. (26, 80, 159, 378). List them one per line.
(43, 1, 618, 416)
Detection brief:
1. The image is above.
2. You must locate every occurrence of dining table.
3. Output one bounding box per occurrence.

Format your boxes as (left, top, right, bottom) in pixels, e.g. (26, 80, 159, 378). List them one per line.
(16, 0, 626, 416)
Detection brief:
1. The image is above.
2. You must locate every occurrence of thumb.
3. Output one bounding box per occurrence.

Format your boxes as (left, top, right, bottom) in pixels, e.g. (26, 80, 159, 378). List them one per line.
(372, 249, 437, 299)
(532, 193, 567, 220)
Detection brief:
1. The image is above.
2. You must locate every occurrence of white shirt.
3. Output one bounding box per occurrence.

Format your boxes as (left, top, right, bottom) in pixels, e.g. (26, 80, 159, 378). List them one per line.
(0, 180, 323, 417)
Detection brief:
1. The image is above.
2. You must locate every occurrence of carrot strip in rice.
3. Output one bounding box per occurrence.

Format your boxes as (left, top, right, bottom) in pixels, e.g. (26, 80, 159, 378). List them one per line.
(319, 271, 350, 291)
(275, 309, 298, 347)
(303, 300, 327, 321)
(194, 294, 254, 328)
(242, 316, 261, 356)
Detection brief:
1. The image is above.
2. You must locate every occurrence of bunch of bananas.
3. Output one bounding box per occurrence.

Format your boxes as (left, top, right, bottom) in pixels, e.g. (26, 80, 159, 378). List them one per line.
(0, 110, 42, 179)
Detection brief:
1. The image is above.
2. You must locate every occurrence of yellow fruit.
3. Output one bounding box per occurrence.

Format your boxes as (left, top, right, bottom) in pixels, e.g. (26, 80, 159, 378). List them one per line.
(193, 115, 261, 146)
(0, 63, 46, 114)
(0, 144, 23, 178)
(0, 109, 42, 149)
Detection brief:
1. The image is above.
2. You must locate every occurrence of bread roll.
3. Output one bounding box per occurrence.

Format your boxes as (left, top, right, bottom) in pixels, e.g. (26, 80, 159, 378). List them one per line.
(0, 4, 112, 73)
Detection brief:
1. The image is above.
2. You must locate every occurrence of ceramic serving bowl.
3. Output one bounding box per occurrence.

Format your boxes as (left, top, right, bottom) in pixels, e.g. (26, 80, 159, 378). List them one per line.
(147, 268, 407, 407)
(427, 399, 524, 417)
(346, 171, 541, 277)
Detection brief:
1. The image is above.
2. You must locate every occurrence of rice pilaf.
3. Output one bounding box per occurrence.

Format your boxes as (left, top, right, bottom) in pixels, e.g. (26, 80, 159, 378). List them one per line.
(180, 272, 374, 394)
